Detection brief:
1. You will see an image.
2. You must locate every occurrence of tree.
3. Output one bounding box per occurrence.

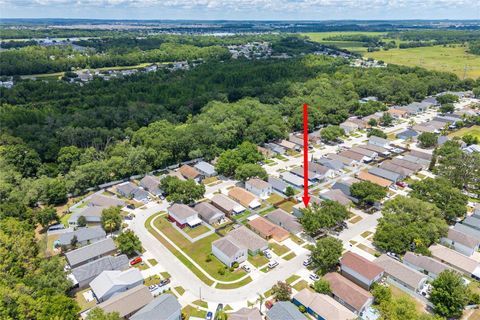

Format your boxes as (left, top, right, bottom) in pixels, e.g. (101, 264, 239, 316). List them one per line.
(101, 207, 122, 233)
(70, 235, 78, 248)
(462, 134, 479, 146)
(437, 94, 459, 105)
(320, 126, 344, 143)
(285, 186, 295, 198)
(430, 270, 469, 319)
(299, 201, 350, 236)
(77, 215, 87, 227)
(379, 113, 394, 126)
(373, 196, 448, 254)
(418, 132, 437, 148)
(439, 103, 455, 114)
(367, 128, 387, 139)
(234, 163, 267, 181)
(410, 177, 468, 221)
(271, 281, 292, 301)
(368, 118, 378, 127)
(351, 181, 387, 206)
(216, 141, 263, 177)
(115, 230, 142, 256)
(313, 279, 331, 294)
(215, 310, 227, 320)
(311, 236, 343, 274)
(160, 176, 205, 204)
(86, 308, 122, 320)
(35, 206, 59, 228)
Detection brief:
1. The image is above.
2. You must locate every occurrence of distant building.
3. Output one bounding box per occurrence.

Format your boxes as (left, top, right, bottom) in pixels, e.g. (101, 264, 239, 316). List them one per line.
(194, 161, 217, 177)
(368, 136, 391, 149)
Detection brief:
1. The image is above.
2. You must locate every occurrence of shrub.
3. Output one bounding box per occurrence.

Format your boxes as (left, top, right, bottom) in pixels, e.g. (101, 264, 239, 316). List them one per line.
(232, 262, 239, 269)
(218, 267, 226, 275)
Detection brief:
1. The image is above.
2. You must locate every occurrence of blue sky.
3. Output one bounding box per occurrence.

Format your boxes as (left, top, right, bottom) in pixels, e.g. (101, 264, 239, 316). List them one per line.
(0, 0, 478, 20)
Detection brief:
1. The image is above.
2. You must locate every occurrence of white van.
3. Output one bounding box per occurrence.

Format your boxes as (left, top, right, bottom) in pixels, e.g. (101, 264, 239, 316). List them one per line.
(268, 261, 279, 269)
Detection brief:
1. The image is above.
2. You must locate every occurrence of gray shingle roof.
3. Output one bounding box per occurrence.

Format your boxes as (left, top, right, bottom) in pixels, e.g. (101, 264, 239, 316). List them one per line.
(58, 227, 106, 245)
(375, 254, 427, 289)
(228, 226, 268, 252)
(454, 223, 480, 240)
(139, 175, 161, 195)
(131, 294, 181, 320)
(71, 255, 129, 284)
(90, 268, 143, 301)
(403, 252, 451, 276)
(266, 209, 302, 234)
(212, 237, 244, 258)
(89, 194, 125, 207)
(447, 228, 480, 248)
(369, 136, 390, 146)
(268, 176, 287, 192)
(168, 204, 198, 220)
(266, 301, 306, 320)
(194, 202, 224, 222)
(463, 216, 480, 230)
(368, 167, 401, 182)
(65, 238, 116, 267)
(117, 182, 138, 196)
(97, 285, 153, 318)
(316, 157, 344, 170)
(194, 161, 217, 176)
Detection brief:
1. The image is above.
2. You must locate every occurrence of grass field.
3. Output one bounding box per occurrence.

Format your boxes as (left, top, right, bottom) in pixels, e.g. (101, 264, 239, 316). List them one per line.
(365, 45, 480, 79)
(449, 125, 480, 139)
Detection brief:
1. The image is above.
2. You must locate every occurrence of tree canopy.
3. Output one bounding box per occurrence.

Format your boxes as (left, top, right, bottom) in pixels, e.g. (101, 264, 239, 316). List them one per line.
(351, 181, 387, 206)
(310, 236, 343, 274)
(430, 270, 469, 319)
(160, 176, 205, 204)
(299, 201, 350, 236)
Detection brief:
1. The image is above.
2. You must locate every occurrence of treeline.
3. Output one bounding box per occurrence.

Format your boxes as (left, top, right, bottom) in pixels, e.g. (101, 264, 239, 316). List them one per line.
(388, 30, 480, 43)
(470, 41, 480, 55)
(0, 28, 129, 39)
(0, 39, 37, 49)
(0, 42, 230, 76)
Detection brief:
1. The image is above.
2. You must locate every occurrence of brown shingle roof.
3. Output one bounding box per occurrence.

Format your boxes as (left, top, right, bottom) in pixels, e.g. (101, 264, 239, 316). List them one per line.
(228, 187, 258, 207)
(293, 289, 356, 320)
(340, 251, 384, 281)
(246, 178, 270, 190)
(179, 164, 201, 179)
(357, 171, 392, 187)
(97, 285, 153, 317)
(248, 217, 289, 241)
(447, 228, 480, 248)
(323, 272, 373, 312)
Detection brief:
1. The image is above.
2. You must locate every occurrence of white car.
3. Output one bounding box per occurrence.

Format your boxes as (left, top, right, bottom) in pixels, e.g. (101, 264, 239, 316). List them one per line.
(263, 250, 272, 259)
(309, 273, 320, 281)
(242, 265, 252, 273)
(268, 261, 279, 269)
(303, 258, 311, 267)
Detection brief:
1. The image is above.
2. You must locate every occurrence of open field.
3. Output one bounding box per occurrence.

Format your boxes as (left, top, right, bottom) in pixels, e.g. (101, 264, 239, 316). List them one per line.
(365, 45, 480, 79)
(449, 125, 480, 139)
(303, 31, 386, 54)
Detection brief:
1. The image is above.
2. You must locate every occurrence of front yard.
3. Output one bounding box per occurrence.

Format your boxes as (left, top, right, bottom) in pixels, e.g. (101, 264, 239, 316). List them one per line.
(248, 254, 269, 268)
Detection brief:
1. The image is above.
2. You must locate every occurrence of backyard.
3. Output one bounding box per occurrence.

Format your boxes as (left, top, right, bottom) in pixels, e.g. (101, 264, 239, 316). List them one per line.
(449, 125, 480, 140)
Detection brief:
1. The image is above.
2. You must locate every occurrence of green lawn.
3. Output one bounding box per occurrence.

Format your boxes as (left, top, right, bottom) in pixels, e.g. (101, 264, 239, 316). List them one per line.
(174, 286, 185, 296)
(278, 201, 296, 213)
(182, 305, 207, 319)
(160, 272, 171, 279)
(266, 193, 285, 205)
(286, 275, 300, 285)
(215, 276, 252, 289)
(248, 254, 269, 267)
(192, 300, 208, 308)
(60, 213, 71, 227)
(75, 288, 97, 312)
(283, 252, 296, 261)
(183, 225, 211, 238)
(149, 214, 246, 283)
(270, 242, 290, 256)
(275, 154, 288, 161)
(293, 280, 310, 292)
(202, 176, 218, 185)
(147, 258, 158, 266)
(449, 125, 480, 139)
(144, 275, 161, 286)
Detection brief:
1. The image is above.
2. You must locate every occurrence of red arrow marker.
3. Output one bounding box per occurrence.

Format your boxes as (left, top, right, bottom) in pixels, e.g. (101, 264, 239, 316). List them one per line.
(302, 103, 310, 207)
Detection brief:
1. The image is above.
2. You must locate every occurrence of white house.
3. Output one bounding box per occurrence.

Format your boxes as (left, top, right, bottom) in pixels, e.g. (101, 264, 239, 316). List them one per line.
(368, 136, 391, 149)
(167, 204, 203, 229)
(245, 178, 272, 199)
(340, 121, 359, 134)
(441, 228, 480, 257)
(211, 237, 247, 267)
(90, 268, 143, 302)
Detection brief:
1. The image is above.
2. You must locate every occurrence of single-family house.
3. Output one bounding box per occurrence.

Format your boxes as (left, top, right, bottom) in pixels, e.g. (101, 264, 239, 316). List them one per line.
(265, 143, 286, 155)
(90, 268, 144, 302)
(257, 146, 274, 159)
(323, 272, 374, 315)
(374, 254, 428, 294)
(288, 133, 304, 146)
(362, 112, 383, 124)
(360, 96, 378, 103)
(139, 175, 162, 196)
(368, 167, 401, 183)
(88, 194, 125, 208)
(227, 226, 268, 255)
(178, 164, 201, 181)
(463, 216, 480, 231)
(430, 244, 480, 279)
(360, 144, 391, 157)
(116, 182, 149, 202)
(319, 189, 352, 206)
(194, 161, 217, 177)
(379, 161, 413, 179)
(340, 121, 359, 134)
(211, 237, 247, 267)
(292, 196, 322, 218)
(266, 209, 302, 234)
(441, 228, 480, 257)
(292, 288, 356, 320)
(268, 176, 288, 194)
(194, 202, 224, 225)
(309, 161, 336, 178)
(350, 146, 378, 160)
(464, 144, 480, 154)
(396, 129, 419, 140)
(68, 206, 105, 226)
(407, 150, 433, 161)
(347, 117, 368, 130)
(401, 155, 430, 168)
(229, 307, 262, 320)
(58, 227, 106, 248)
(338, 150, 367, 163)
(454, 223, 480, 241)
(96, 285, 153, 318)
(356, 171, 392, 188)
(387, 108, 409, 118)
(281, 172, 311, 188)
(290, 166, 321, 181)
(210, 194, 246, 216)
(228, 187, 261, 209)
(403, 252, 452, 281)
(167, 204, 202, 229)
(277, 139, 300, 151)
(130, 294, 182, 320)
(70, 254, 129, 289)
(340, 251, 384, 289)
(245, 178, 272, 198)
(65, 238, 117, 268)
(326, 153, 358, 167)
(332, 177, 360, 198)
(422, 96, 438, 106)
(412, 124, 436, 134)
(390, 158, 423, 172)
(316, 157, 344, 171)
(247, 217, 289, 242)
(368, 136, 390, 149)
(266, 301, 307, 320)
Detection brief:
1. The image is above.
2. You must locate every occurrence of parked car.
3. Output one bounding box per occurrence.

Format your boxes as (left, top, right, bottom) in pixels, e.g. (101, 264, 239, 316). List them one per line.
(126, 204, 135, 209)
(387, 252, 400, 261)
(265, 300, 274, 310)
(159, 278, 170, 287)
(268, 261, 279, 269)
(129, 257, 142, 266)
(309, 273, 320, 281)
(263, 250, 272, 259)
(242, 265, 252, 273)
(206, 311, 213, 320)
(216, 303, 224, 313)
(396, 181, 408, 188)
(303, 258, 311, 266)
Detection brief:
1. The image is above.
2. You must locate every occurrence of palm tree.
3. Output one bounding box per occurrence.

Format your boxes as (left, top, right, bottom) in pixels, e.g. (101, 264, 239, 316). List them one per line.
(104, 219, 116, 235)
(256, 293, 264, 313)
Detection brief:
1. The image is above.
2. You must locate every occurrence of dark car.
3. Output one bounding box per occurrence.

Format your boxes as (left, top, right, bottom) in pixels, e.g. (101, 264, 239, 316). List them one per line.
(206, 311, 213, 320)
(159, 278, 171, 287)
